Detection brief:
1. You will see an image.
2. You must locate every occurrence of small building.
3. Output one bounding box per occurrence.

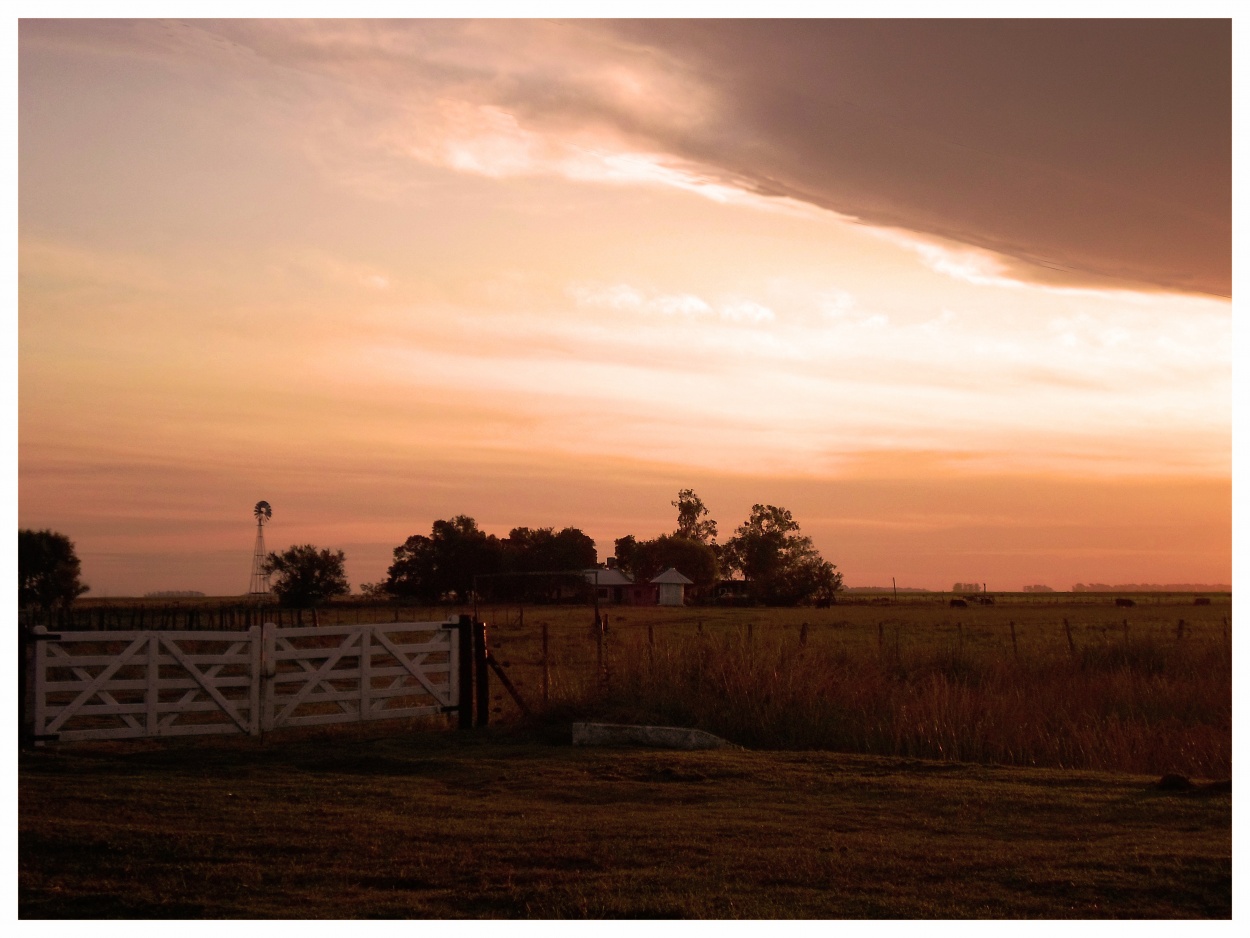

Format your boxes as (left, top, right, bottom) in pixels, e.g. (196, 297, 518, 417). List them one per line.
(651, 567, 694, 606)
(584, 566, 694, 606)
(586, 567, 635, 604)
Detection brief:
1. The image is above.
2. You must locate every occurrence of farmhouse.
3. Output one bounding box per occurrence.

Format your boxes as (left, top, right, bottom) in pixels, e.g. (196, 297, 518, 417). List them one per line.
(585, 566, 694, 606)
(586, 567, 635, 604)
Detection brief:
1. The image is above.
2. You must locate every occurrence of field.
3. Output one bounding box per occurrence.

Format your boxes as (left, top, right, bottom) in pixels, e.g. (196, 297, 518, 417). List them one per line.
(20, 594, 1231, 918)
(466, 595, 1230, 777)
(18, 727, 1231, 918)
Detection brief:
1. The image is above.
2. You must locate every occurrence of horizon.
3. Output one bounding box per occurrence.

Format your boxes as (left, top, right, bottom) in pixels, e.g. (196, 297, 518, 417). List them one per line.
(18, 19, 1231, 598)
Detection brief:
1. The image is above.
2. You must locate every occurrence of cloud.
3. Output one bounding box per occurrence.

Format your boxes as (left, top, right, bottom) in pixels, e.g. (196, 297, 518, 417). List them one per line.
(591, 20, 1229, 297)
(55, 20, 1226, 296)
(569, 283, 781, 324)
(720, 300, 775, 324)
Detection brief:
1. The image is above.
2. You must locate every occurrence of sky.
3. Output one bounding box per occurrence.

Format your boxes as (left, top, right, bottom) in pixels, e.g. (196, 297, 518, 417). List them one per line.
(16, 15, 1233, 596)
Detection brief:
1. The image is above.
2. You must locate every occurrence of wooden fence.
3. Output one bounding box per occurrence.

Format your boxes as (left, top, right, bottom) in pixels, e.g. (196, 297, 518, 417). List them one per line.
(30, 620, 466, 742)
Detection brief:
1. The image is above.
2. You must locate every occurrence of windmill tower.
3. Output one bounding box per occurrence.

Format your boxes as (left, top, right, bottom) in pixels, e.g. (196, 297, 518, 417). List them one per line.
(248, 501, 273, 595)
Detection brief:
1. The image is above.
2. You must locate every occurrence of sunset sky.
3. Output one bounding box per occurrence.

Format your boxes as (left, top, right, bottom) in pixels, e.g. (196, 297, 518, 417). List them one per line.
(17, 16, 1232, 596)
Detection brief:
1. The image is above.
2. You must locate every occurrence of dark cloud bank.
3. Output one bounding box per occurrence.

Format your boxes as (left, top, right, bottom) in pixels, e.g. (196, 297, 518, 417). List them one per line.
(597, 20, 1230, 297)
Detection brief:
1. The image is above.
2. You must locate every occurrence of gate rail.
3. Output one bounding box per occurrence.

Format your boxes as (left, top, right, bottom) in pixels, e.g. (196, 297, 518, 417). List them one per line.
(28, 617, 480, 743)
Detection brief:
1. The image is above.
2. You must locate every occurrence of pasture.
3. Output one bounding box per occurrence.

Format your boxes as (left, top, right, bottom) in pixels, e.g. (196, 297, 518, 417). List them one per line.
(472, 595, 1232, 777)
(18, 727, 1231, 918)
(20, 593, 1231, 918)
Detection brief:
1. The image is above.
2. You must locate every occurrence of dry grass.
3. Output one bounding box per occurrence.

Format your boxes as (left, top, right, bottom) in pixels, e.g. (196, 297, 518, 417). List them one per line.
(41, 595, 1232, 777)
(481, 599, 1231, 778)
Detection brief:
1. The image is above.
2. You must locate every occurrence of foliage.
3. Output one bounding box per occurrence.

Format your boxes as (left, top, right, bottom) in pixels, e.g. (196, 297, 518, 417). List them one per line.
(720, 504, 842, 605)
(385, 516, 497, 603)
(262, 544, 350, 608)
(608, 490, 720, 598)
(502, 526, 597, 574)
(613, 534, 718, 596)
(18, 529, 89, 615)
(385, 516, 597, 603)
(672, 488, 717, 544)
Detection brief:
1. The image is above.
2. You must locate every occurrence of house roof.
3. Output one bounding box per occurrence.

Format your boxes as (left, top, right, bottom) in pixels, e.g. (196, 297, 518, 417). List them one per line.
(584, 568, 634, 586)
(650, 567, 694, 585)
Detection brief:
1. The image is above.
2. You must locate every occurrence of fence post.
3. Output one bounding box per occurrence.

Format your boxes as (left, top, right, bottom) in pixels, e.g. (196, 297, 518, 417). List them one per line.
(1009, 620, 1018, 661)
(595, 613, 604, 679)
(474, 619, 490, 727)
(457, 614, 474, 730)
(541, 621, 550, 707)
(1063, 618, 1076, 658)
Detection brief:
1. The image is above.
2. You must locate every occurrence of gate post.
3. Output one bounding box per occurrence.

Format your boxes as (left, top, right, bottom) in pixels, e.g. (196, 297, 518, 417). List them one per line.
(259, 621, 276, 736)
(457, 614, 474, 730)
(474, 618, 490, 728)
(18, 617, 32, 747)
(249, 625, 263, 736)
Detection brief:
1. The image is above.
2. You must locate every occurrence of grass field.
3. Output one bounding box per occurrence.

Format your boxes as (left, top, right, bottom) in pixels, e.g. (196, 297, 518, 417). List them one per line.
(36, 595, 1233, 776)
(21, 594, 1230, 918)
(18, 727, 1232, 919)
(473, 597, 1232, 778)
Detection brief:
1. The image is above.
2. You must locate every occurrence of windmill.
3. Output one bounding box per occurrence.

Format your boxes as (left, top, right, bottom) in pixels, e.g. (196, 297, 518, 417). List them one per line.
(248, 501, 273, 595)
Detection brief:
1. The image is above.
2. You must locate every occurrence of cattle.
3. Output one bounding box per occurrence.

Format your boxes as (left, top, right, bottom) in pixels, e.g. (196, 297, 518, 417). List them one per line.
(1194, 597, 1211, 606)
(1114, 597, 1136, 608)
(949, 598, 968, 608)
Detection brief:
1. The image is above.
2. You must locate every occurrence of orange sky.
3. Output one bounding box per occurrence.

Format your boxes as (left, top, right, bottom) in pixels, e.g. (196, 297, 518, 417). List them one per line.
(17, 18, 1232, 596)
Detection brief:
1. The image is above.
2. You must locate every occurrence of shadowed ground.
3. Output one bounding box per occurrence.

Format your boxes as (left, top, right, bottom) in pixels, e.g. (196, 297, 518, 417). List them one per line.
(19, 726, 1230, 918)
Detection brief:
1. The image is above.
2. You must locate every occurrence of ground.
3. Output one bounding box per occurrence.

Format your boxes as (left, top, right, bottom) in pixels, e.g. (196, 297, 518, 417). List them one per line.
(18, 724, 1231, 919)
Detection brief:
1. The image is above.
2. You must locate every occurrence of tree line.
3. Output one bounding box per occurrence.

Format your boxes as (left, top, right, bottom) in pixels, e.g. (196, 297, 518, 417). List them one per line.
(17, 489, 843, 616)
(361, 489, 842, 608)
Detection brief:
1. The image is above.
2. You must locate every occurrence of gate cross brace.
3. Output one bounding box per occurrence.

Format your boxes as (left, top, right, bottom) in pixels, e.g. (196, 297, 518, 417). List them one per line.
(45, 636, 147, 734)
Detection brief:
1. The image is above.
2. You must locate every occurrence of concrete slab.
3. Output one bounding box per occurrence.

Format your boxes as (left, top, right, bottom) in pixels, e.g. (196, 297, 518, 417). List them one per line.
(572, 722, 739, 750)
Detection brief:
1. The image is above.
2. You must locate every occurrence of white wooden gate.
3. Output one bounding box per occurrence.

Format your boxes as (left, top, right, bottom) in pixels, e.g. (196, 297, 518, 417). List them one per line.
(32, 627, 262, 741)
(262, 622, 458, 731)
(31, 620, 460, 742)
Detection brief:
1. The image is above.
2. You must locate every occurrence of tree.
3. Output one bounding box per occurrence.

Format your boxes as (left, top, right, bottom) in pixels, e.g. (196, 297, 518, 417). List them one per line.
(385, 516, 502, 603)
(721, 505, 843, 606)
(615, 534, 718, 598)
(19, 529, 89, 620)
(502, 526, 597, 575)
(498, 526, 598, 601)
(672, 488, 717, 544)
(263, 544, 350, 614)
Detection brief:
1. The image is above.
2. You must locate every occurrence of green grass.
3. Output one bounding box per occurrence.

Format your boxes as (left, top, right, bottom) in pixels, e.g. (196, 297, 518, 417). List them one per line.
(19, 726, 1230, 918)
